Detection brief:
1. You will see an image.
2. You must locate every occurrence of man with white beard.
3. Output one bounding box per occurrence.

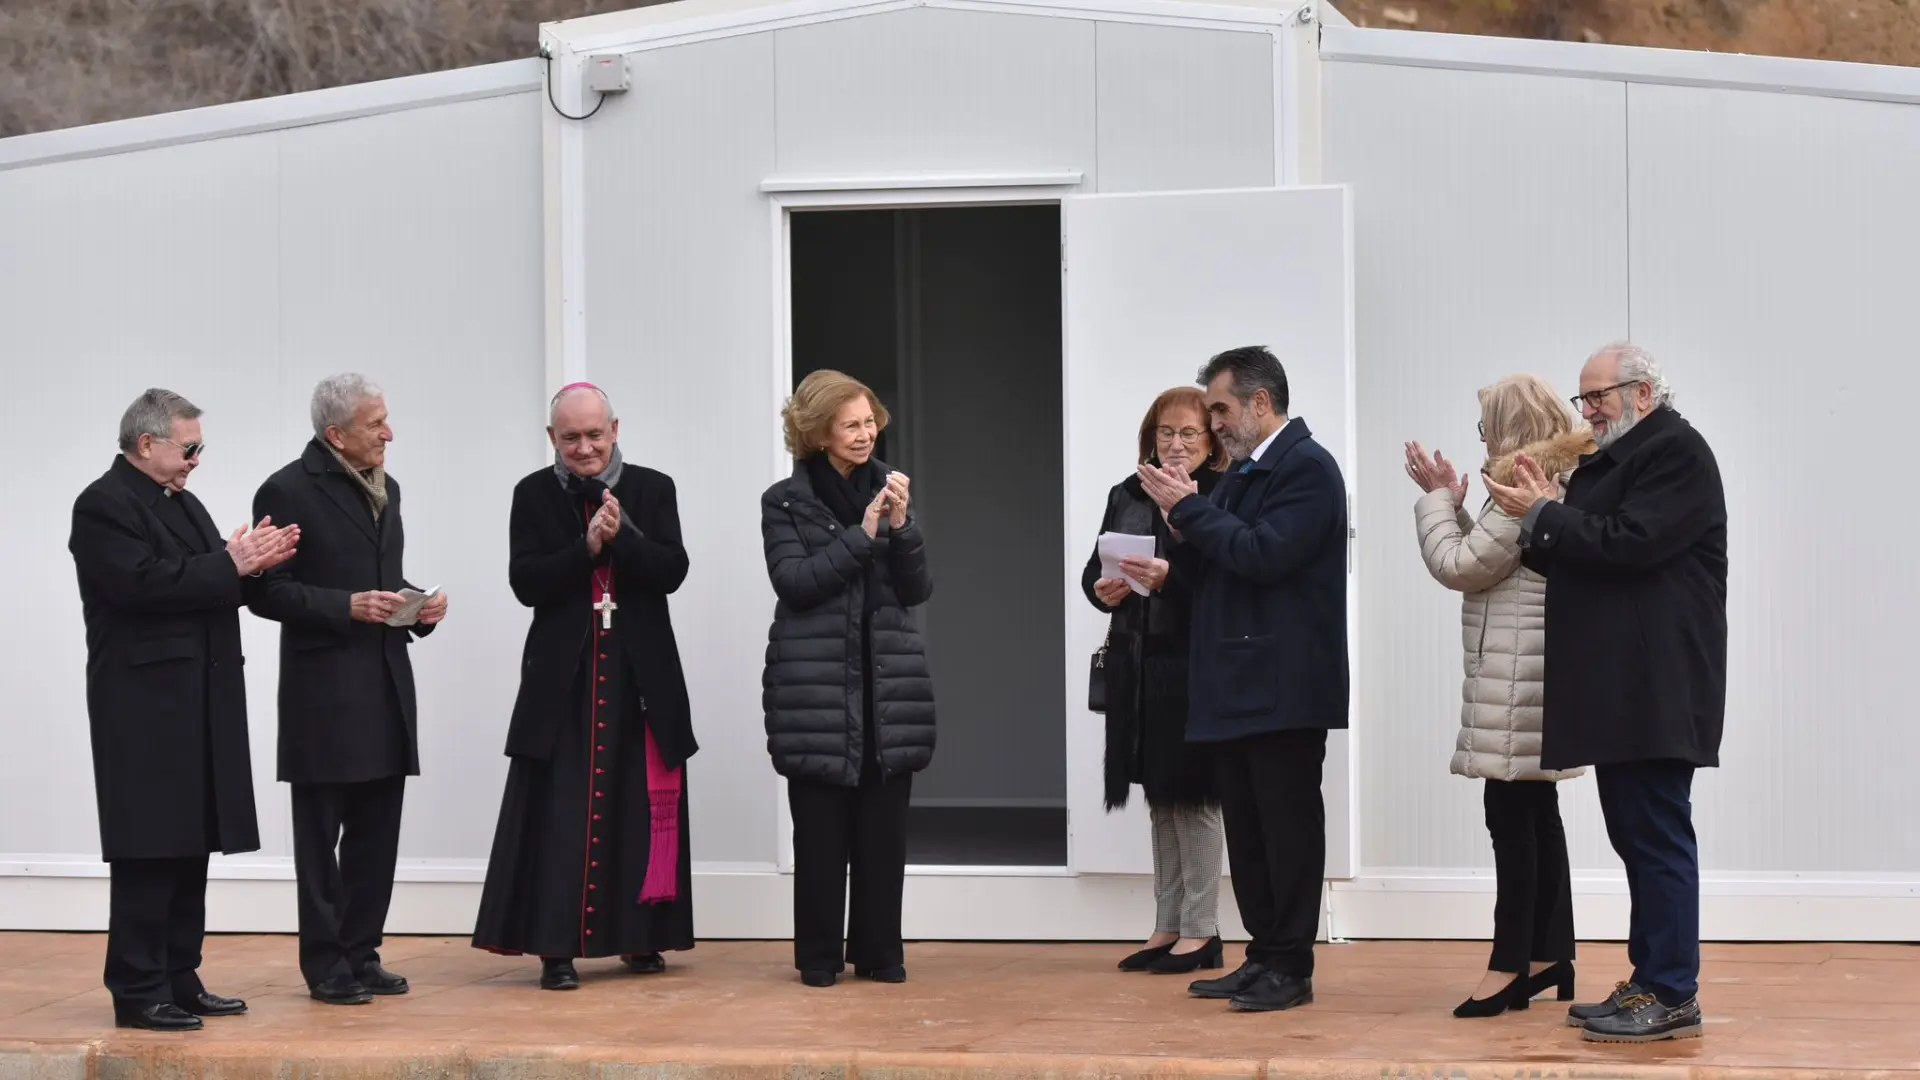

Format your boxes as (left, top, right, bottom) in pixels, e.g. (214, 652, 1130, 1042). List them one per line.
(1486, 343, 1728, 1044)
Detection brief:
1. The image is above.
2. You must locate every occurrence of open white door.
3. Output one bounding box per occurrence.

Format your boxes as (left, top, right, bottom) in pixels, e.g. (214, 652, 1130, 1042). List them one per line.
(1063, 185, 1356, 880)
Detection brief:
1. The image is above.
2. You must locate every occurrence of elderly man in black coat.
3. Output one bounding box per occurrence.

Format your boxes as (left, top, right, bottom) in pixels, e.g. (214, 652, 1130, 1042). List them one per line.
(248, 374, 446, 1006)
(68, 388, 298, 1031)
(1139, 346, 1349, 1015)
(471, 383, 697, 992)
(1487, 342, 1728, 1045)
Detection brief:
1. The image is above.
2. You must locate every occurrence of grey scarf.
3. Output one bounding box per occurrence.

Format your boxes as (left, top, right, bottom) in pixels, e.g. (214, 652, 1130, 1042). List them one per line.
(325, 441, 389, 520)
(553, 445, 624, 492)
(554, 446, 644, 539)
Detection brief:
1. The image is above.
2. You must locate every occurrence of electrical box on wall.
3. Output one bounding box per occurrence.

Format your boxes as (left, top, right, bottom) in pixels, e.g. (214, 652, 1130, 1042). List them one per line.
(585, 55, 630, 95)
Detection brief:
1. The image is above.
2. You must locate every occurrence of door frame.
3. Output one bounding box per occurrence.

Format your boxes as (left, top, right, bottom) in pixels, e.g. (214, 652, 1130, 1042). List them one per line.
(766, 174, 1083, 875)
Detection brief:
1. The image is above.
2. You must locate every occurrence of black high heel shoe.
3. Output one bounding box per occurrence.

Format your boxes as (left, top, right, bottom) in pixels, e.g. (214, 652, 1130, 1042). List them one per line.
(1146, 937, 1224, 975)
(1452, 972, 1531, 1018)
(1526, 961, 1576, 1001)
(1117, 942, 1175, 972)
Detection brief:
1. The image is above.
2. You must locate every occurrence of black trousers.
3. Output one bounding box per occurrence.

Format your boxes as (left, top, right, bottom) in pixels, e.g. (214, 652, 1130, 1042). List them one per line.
(1596, 759, 1700, 1006)
(104, 856, 210, 1007)
(1215, 728, 1327, 978)
(291, 776, 406, 987)
(1483, 779, 1576, 972)
(787, 770, 913, 974)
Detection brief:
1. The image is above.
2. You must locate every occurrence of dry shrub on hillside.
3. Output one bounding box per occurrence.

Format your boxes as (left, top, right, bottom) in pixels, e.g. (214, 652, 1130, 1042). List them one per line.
(0, 0, 647, 138)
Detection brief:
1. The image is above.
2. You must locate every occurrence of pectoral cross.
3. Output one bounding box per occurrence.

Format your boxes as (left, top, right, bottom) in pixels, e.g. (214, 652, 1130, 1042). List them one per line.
(593, 595, 618, 630)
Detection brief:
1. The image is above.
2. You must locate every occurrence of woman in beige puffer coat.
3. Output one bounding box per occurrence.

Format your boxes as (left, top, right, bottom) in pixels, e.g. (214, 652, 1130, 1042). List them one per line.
(1405, 373, 1595, 1020)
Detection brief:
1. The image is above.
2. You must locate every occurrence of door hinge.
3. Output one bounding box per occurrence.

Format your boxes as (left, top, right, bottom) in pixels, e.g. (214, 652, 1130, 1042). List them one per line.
(1346, 496, 1355, 573)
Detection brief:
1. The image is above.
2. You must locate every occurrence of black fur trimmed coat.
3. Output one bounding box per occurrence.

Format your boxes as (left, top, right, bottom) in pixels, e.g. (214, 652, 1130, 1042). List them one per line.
(1080, 469, 1221, 811)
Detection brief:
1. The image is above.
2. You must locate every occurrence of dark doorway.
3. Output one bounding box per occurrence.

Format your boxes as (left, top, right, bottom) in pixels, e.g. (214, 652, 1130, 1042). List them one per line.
(789, 204, 1067, 867)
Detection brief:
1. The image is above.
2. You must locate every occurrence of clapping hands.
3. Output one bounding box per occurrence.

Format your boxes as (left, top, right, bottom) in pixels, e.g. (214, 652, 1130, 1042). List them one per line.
(862, 472, 912, 538)
(1483, 454, 1560, 519)
(1135, 462, 1199, 513)
(1404, 442, 1468, 505)
(227, 517, 298, 577)
(586, 493, 622, 556)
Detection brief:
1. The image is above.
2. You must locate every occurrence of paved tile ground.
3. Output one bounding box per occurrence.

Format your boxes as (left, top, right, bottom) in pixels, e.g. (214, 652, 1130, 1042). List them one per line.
(0, 935, 1914, 1079)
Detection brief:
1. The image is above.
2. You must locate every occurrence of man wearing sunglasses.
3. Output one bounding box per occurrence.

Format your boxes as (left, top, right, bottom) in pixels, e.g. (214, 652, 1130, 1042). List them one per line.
(1484, 343, 1728, 1044)
(68, 388, 300, 1031)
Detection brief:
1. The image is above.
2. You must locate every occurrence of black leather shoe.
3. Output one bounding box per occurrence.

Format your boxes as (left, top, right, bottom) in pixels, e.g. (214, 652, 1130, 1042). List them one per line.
(1229, 971, 1314, 1012)
(621, 953, 666, 975)
(355, 963, 409, 995)
(1118, 943, 1174, 972)
(1189, 960, 1267, 999)
(540, 959, 580, 991)
(855, 964, 906, 983)
(114, 1001, 203, 1031)
(309, 976, 374, 1005)
(176, 990, 248, 1017)
(1581, 992, 1704, 1043)
(1147, 937, 1224, 975)
(1453, 973, 1528, 1019)
(1567, 980, 1643, 1027)
(800, 969, 838, 988)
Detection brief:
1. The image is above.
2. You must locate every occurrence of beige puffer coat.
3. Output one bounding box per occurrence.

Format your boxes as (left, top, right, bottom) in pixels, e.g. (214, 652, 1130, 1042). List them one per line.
(1415, 432, 1594, 783)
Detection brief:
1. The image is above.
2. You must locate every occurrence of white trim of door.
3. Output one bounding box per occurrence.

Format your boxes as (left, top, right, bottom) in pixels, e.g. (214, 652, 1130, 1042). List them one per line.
(766, 177, 1086, 875)
(5, 859, 1916, 941)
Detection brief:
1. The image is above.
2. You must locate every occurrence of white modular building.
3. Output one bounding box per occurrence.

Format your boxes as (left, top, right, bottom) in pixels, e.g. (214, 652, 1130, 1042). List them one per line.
(1, 0, 1916, 942)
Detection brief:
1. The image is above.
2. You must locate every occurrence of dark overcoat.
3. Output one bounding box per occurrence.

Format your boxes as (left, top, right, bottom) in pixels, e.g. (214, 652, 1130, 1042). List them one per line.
(1523, 406, 1728, 770)
(68, 456, 263, 861)
(1081, 470, 1221, 810)
(1167, 419, 1350, 742)
(760, 459, 935, 787)
(250, 440, 434, 784)
(502, 464, 697, 769)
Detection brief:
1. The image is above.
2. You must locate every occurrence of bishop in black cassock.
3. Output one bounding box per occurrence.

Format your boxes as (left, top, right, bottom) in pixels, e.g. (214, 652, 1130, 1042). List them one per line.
(472, 384, 697, 990)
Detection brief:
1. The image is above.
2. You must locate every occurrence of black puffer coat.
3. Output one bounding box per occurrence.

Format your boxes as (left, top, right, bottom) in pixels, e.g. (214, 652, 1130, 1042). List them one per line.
(1081, 470, 1220, 811)
(761, 459, 935, 786)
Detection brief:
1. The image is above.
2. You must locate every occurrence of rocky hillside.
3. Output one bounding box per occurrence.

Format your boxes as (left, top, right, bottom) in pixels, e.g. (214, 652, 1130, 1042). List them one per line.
(1, 0, 1913, 138)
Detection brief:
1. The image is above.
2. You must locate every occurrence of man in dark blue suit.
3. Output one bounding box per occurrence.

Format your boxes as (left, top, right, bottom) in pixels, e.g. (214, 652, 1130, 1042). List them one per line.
(1138, 346, 1349, 1014)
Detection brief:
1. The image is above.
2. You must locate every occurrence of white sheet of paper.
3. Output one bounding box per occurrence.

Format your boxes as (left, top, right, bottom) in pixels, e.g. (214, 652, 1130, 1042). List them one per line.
(1096, 532, 1157, 596)
(384, 585, 441, 628)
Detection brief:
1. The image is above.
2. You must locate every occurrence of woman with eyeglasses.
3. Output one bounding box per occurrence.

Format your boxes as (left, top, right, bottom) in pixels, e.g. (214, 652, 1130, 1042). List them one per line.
(1403, 374, 1595, 1018)
(1082, 386, 1230, 975)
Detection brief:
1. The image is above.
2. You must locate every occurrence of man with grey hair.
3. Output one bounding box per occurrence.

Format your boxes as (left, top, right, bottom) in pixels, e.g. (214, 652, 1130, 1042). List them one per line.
(1486, 343, 1728, 1044)
(1137, 346, 1348, 1015)
(471, 381, 697, 989)
(69, 388, 298, 1030)
(248, 374, 447, 1005)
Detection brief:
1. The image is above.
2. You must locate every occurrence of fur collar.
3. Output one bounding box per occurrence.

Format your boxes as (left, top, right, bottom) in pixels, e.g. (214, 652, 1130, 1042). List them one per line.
(1483, 429, 1597, 486)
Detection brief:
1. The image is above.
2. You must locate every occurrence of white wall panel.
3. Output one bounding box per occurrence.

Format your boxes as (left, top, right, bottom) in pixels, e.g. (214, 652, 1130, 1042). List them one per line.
(0, 134, 288, 860)
(0, 90, 544, 876)
(276, 92, 546, 862)
(1094, 22, 1273, 194)
(1322, 60, 1630, 872)
(772, 8, 1096, 182)
(582, 33, 782, 865)
(1626, 82, 1920, 873)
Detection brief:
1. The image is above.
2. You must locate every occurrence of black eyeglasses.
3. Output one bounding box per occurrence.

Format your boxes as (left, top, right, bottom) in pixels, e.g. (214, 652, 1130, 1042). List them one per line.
(1155, 426, 1207, 444)
(1570, 380, 1642, 411)
(1477, 420, 1485, 438)
(157, 437, 204, 461)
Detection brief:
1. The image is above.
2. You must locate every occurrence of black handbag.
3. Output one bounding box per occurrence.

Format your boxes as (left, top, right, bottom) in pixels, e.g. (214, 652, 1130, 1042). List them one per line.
(1088, 625, 1111, 713)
